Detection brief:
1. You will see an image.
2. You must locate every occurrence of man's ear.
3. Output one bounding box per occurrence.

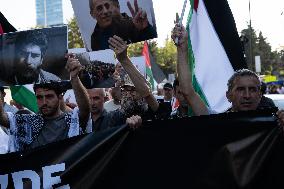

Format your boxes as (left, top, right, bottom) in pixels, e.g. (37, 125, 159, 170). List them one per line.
(258, 91, 262, 99)
(58, 94, 64, 101)
(90, 10, 96, 19)
(226, 91, 231, 103)
(40, 56, 44, 64)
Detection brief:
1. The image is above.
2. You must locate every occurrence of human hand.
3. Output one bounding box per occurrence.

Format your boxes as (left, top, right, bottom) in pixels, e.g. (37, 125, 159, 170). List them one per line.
(108, 35, 128, 62)
(126, 115, 142, 130)
(171, 13, 188, 48)
(171, 24, 188, 48)
(276, 110, 284, 128)
(127, 0, 149, 31)
(65, 54, 83, 79)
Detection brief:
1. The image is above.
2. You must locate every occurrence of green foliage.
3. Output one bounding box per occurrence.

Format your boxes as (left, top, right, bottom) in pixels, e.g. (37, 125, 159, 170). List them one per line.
(67, 16, 84, 49)
(128, 42, 144, 57)
(127, 38, 177, 75)
(241, 25, 284, 76)
(156, 37, 177, 74)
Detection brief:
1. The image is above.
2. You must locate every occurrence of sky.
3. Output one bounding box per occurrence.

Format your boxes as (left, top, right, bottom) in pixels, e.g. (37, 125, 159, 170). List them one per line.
(0, 0, 284, 50)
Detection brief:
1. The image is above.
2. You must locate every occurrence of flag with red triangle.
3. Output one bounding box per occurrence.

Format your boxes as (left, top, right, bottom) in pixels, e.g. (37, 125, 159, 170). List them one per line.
(142, 41, 155, 90)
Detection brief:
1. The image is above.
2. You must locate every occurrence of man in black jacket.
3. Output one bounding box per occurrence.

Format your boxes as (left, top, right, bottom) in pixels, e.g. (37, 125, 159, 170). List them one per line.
(89, 0, 157, 51)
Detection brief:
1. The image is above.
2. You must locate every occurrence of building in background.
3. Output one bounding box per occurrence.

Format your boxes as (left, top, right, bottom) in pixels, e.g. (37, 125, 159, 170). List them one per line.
(36, 0, 63, 27)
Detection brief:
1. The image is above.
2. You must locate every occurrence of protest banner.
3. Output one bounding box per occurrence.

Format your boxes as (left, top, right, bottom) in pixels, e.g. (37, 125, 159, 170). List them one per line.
(1, 110, 282, 188)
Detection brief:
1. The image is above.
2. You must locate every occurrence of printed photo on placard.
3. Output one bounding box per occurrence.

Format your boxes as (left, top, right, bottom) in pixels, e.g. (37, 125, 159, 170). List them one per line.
(70, 0, 157, 52)
(68, 49, 117, 88)
(0, 26, 68, 86)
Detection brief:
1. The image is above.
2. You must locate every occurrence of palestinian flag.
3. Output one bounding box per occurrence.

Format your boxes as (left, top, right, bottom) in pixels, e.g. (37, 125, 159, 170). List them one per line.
(187, 0, 247, 112)
(0, 24, 3, 34)
(0, 12, 38, 112)
(0, 12, 16, 34)
(10, 85, 38, 113)
(142, 41, 155, 91)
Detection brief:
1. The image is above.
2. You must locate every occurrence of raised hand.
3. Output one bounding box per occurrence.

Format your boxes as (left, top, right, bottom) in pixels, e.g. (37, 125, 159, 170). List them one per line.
(171, 23, 188, 48)
(127, 0, 149, 30)
(65, 54, 83, 79)
(108, 35, 128, 62)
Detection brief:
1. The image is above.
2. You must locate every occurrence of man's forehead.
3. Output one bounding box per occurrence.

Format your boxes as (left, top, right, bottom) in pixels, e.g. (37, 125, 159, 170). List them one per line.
(121, 85, 136, 91)
(93, 0, 111, 6)
(35, 88, 55, 94)
(22, 43, 41, 54)
(233, 76, 260, 86)
(88, 89, 104, 96)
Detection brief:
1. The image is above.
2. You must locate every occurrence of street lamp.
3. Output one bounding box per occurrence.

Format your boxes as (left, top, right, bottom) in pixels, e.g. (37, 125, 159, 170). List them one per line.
(240, 34, 248, 58)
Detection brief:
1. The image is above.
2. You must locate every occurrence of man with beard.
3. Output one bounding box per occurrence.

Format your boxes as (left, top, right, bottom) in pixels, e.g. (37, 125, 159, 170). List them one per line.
(0, 55, 90, 152)
(12, 29, 60, 85)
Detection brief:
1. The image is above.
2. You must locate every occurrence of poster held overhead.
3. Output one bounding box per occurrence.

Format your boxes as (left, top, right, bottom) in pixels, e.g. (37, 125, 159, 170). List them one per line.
(69, 49, 117, 88)
(0, 26, 68, 86)
(68, 49, 147, 89)
(70, 0, 157, 52)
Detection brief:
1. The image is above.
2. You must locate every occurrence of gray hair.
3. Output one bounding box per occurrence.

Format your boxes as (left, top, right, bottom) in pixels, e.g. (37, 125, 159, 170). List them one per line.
(89, 0, 119, 14)
(227, 69, 260, 92)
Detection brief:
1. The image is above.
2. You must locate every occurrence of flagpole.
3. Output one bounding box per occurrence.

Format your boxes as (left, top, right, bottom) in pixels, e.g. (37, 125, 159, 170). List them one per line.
(44, 0, 47, 27)
(248, 0, 253, 70)
(175, 0, 188, 44)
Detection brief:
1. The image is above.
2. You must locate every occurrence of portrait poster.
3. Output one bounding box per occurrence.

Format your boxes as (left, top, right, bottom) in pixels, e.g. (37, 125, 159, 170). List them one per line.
(0, 26, 68, 86)
(70, 0, 157, 52)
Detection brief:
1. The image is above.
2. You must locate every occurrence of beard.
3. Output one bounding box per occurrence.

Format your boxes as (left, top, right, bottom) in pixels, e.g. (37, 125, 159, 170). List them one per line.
(15, 65, 40, 84)
(39, 104, 58, 117)
(121, 97, 148, 118)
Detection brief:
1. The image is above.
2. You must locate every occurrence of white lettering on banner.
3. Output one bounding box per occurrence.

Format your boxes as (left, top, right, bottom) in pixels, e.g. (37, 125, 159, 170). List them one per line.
(0, 163, 70, 189)
(42, 163, 70, 189)
(12, 170, 40, 189)
(0, 174, 8, 188)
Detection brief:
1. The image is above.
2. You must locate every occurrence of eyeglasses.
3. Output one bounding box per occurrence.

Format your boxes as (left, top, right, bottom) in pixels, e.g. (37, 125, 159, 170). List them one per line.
(121, 86, 136, 93)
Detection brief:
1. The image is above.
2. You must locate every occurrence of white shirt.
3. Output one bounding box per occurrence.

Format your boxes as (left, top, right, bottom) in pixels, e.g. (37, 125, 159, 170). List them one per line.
(0, 127, 9, 154)
(104, 99, 121, 112)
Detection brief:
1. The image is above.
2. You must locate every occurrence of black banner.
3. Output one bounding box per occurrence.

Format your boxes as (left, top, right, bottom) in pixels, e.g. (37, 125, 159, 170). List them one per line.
(1, 110, 284, 189)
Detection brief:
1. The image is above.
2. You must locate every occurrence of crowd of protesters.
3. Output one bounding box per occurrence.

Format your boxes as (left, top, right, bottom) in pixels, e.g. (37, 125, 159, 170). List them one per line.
(263, 83, 284, 94)
(1, 12, 284, 155)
